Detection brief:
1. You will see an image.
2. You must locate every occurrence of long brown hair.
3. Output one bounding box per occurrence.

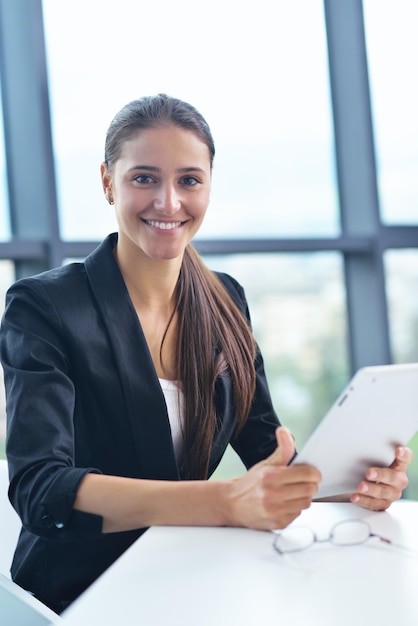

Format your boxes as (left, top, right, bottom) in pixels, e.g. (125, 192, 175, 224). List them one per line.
(104, 94, 256, 479)
(174, 246, 256, 479)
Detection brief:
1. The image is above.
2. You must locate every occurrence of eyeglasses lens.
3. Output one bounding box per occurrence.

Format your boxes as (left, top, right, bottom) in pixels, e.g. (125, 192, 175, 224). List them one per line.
(331, 520, 370, 546)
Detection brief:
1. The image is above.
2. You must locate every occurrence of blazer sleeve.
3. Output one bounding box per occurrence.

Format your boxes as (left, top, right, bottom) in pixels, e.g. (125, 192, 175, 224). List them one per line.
(0, 277, 103, 540)
(215, 272, 282, 468)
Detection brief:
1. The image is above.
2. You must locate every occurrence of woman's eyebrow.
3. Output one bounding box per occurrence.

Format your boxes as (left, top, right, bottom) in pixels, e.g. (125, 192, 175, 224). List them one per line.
(127, 165, 160, 173)
(176, 167, 206, 174)
(127, 165, 206, 174)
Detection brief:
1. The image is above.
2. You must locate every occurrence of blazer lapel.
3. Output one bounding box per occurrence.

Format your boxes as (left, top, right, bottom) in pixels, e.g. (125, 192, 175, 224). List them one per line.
(84, 234, 180, 480)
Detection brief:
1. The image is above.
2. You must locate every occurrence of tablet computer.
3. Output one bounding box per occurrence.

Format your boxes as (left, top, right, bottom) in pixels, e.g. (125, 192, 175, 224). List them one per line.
(290, 363, 418, 498)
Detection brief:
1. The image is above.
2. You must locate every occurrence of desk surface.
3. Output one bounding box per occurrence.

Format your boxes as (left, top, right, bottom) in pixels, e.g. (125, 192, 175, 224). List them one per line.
(62, 501, 418, 626)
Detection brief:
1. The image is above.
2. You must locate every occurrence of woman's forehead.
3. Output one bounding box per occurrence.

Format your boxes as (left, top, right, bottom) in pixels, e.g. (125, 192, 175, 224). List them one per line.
(117, 125, 212, 167)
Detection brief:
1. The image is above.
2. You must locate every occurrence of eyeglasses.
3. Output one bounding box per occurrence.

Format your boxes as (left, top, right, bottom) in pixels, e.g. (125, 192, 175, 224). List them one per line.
(272, 519, 415, 555)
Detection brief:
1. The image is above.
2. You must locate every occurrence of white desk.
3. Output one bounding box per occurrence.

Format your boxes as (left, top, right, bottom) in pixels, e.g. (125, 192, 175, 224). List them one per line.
(62, 501, 418, 626)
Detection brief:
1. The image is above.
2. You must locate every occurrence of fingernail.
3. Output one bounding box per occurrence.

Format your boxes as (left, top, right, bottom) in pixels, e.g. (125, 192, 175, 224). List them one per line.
(359, 483, 369, 493)
(368, 470, 378, 480)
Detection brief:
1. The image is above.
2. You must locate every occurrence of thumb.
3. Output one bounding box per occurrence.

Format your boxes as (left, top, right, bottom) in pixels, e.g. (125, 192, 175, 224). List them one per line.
(267, 426, 296, 467)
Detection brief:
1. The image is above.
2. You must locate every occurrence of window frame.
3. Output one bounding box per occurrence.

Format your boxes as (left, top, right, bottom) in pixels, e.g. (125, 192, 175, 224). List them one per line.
(1, 0, 417, 373)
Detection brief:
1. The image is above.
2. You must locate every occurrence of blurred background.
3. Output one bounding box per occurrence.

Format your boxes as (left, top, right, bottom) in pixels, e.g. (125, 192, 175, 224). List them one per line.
(0, 0, 417, 494)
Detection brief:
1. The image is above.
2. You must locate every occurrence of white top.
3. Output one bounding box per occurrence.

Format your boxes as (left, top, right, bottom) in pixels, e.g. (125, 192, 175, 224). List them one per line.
(158, 378, 184, 463)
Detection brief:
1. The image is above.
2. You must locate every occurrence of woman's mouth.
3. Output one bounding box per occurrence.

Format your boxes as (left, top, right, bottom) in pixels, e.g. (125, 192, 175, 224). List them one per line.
(143, 219, 184, 230)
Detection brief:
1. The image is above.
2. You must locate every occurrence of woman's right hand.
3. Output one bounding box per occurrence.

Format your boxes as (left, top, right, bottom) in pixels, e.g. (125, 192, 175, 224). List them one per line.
(73, 427, 321, 534)
(224, 427, 322, 531)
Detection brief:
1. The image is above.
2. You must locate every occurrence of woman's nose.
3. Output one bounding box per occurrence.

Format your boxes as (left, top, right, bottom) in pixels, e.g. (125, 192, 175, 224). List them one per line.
(153, 184, 181, 215)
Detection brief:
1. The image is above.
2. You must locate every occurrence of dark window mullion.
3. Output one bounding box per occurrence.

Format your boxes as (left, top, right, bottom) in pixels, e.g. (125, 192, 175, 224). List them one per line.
(324, 0, 391, 371)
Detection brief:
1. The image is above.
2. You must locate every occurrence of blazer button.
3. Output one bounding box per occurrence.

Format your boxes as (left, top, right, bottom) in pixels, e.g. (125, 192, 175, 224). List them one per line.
(42, 515, 54, 528)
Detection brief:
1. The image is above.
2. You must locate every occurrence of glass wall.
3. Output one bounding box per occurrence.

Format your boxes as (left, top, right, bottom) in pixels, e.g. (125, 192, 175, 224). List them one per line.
(208, 252, 348, 477)
(385, 249, 418, 496)
(0, 82, 10, 241)
(364, 0, 418, 225)
(386, 250, 418, 365)
(0, 261, 14, 457)
(0, 80, 11, 454)
(42, 0, 337, 241)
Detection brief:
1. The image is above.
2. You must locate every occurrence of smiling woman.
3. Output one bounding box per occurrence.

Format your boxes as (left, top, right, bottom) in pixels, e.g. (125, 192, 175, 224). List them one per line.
(0, 94, 294, 611)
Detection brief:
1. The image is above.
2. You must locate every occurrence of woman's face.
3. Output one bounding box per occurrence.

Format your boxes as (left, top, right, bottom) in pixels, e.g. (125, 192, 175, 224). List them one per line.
(102, 124, 211, 263)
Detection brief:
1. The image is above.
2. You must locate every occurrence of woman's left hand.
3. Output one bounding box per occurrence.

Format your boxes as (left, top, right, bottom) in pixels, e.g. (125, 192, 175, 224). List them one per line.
(351, 446, 414, 511)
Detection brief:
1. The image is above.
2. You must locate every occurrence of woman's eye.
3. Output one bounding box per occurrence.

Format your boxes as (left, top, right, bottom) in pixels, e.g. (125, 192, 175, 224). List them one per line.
(180, 176, 199, 186)
(134, 174, 154, 184)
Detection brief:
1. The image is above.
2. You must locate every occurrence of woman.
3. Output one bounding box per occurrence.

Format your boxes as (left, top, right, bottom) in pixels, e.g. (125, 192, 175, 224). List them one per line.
(0, 94, 411, 613)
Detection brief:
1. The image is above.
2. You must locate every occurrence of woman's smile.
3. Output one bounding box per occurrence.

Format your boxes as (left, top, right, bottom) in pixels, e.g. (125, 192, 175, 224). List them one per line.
(142, 218, 186, 232)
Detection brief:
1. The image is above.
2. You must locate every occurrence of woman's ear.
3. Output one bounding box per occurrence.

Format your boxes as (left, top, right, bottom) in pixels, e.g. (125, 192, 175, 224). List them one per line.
(100, 162, 114, 204)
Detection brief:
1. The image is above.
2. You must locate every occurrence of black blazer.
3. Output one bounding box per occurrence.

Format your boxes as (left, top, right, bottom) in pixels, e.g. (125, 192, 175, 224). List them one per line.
(0, 233, 280, 612)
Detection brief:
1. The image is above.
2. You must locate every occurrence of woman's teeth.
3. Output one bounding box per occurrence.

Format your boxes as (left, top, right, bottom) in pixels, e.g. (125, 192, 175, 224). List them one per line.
(146, 220, 182, 230)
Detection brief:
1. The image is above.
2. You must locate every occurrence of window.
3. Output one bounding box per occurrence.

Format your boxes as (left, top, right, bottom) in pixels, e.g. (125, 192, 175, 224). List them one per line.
(42, 0, 337, 241)
(386, 249, 418, 364)
(0, 86, 10, 241)
(0, 86, 11, 455)
(364, 0, 418, 225)
(0, 261, 15, 456)
(208, 252, 348, 477)
(385, 249, 418, 497)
